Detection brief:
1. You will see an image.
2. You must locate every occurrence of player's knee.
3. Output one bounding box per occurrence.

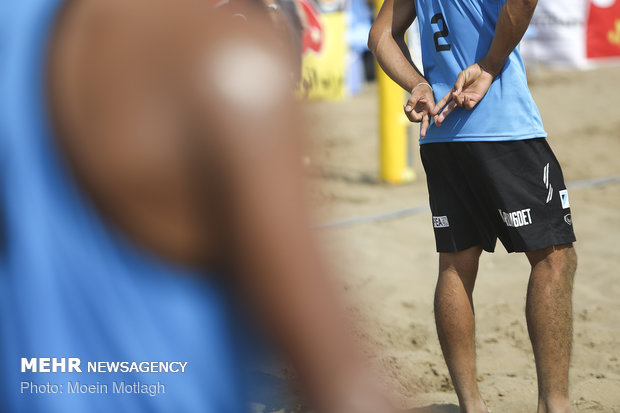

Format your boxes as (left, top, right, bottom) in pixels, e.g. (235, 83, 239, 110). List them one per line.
(529, 244, 577, 280)
(439, 246, 482, 276)
(552, 244, 576, 273)
(563, 244, 577, 269)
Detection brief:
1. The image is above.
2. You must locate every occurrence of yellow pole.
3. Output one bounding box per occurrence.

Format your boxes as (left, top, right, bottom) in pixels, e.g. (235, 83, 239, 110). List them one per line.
(375, 1, 415, 184)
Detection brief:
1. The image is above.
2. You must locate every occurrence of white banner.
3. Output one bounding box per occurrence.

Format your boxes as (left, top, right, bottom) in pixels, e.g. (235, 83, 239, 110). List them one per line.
(521, 0, 620, 68)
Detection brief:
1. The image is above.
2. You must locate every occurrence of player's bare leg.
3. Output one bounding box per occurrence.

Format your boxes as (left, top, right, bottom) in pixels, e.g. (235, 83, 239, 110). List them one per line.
(525, 244, 577, 413)
(435, 246, 489, 413)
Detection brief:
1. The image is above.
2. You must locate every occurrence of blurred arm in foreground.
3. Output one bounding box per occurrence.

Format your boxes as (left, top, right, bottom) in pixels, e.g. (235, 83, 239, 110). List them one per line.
(48, 0, 396, 411)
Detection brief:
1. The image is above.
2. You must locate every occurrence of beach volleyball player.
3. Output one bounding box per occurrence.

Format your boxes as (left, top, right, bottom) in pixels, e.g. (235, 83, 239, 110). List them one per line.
(370, 0, 577, 412)
(0, 1, 400, 412)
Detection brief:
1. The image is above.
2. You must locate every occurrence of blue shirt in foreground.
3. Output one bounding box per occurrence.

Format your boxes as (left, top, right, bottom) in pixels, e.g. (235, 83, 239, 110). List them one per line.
(0, 1, 247, 412)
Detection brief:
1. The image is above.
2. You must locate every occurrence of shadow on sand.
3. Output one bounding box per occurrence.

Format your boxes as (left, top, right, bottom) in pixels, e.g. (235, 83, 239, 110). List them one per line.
(249, 372, 461, 413)
(408, 404, 460, 413)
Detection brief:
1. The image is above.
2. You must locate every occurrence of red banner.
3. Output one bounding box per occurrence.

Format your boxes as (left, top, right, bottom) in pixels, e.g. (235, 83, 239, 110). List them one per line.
(586, 0, 620, 58)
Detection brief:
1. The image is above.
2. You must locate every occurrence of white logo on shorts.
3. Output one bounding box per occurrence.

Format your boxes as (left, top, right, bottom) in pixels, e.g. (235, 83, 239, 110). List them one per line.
(543, 163, 553, 203)
(559, 189, 570, 209)
(564, 214, 572, 225)
(433, 216, 450, 228)
(498, 208, 533, 228)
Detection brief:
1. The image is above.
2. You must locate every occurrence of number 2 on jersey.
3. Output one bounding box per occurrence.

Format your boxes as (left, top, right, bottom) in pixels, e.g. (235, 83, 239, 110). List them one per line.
(431, 13, 451, 52)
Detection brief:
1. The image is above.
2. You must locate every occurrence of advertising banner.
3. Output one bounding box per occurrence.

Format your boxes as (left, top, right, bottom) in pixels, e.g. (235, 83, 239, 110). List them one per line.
(297, 0, 347, 100)
(521, 0, 620, 68)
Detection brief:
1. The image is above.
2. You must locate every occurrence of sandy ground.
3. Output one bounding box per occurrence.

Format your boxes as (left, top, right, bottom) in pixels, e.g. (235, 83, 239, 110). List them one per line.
(303, 65, 620, 412)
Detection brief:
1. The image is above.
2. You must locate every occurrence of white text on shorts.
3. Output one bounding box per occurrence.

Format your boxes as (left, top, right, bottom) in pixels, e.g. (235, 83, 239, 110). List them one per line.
(498, 208, 532, 228)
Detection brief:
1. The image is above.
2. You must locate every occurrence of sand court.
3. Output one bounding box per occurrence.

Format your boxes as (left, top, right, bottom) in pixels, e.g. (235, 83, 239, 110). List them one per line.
(306, 65, 620, 412)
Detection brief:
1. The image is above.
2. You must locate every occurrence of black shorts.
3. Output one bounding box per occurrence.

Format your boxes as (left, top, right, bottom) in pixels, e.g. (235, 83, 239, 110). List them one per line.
(420, 138, 576, 253)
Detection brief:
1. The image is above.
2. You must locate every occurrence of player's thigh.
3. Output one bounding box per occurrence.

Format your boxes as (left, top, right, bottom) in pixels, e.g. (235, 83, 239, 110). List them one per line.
(420, 143, 497, 253)
(466, 138, 576, 253)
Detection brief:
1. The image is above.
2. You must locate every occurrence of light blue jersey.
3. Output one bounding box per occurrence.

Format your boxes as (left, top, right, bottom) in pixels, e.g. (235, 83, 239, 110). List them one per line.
(0, 1, 248, 412)
(414, 0, 547, 143)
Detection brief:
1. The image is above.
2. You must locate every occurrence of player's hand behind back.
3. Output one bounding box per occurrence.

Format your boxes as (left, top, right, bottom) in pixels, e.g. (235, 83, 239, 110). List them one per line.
(432, 62, 494, 126)
(404, 82, 435, 137)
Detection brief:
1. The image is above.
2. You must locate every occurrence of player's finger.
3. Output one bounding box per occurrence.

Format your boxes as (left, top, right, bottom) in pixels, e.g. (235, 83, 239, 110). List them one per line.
(432, 91, 453, 116)
(435, 100, 457, 126)
(464, 96, 477, 110)
(420, 113, 430, 137)
(453, 71, 466, 94)
(423, 99, 435, 115)
(404, 95, 421, 113)
(404, 106, 423, 122)
(453, 90, 465, 107)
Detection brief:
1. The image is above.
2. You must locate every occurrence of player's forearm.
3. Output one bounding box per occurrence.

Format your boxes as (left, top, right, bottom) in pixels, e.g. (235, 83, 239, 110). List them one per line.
(479, 0, 538, 76)
(231, 185, 371, 410)
(368, 25, 427, 93)
(222, 123, 369, 410)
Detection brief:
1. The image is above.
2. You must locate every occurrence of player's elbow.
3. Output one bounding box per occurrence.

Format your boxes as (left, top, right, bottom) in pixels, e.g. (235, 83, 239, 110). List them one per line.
(367, 24, 380, 55)
(368, 23, 389, 56)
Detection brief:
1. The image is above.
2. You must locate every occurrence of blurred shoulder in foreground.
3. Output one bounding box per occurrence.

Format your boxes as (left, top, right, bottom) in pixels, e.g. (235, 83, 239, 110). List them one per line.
(48, 0, 299, 267)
